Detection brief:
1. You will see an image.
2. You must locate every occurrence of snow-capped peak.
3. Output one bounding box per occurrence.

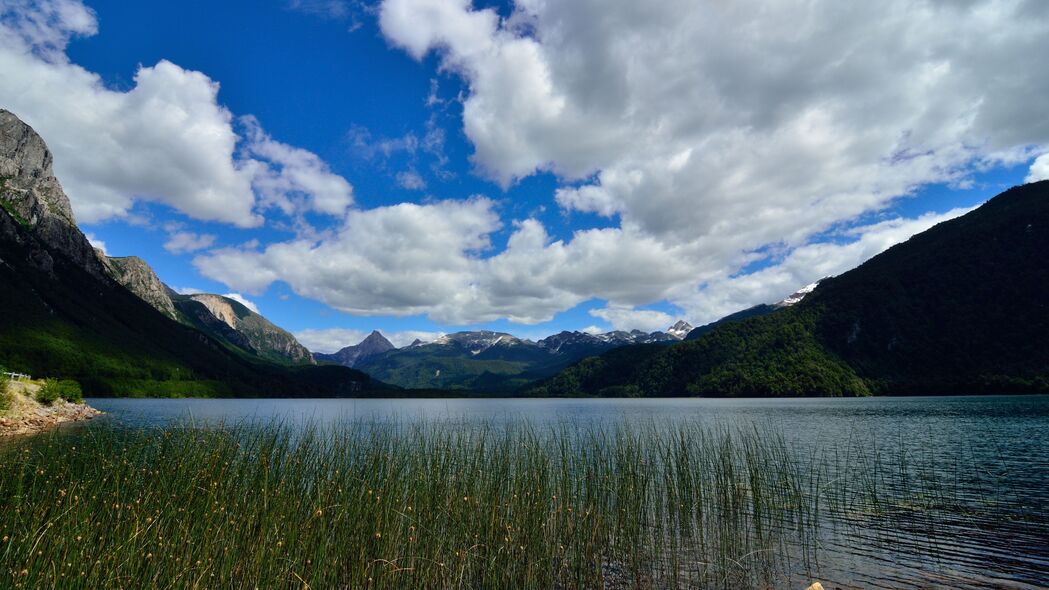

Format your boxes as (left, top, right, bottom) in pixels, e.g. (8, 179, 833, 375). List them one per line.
(776, 281, 819, 307)
(667, 320, 694, 339)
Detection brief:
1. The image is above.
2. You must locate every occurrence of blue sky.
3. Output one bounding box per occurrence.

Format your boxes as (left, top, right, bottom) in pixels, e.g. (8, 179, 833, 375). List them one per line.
(2, 0, 1045, 352)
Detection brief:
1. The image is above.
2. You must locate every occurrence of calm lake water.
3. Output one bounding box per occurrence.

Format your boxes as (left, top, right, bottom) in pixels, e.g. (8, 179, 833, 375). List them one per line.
(86, 395, 1049, 589)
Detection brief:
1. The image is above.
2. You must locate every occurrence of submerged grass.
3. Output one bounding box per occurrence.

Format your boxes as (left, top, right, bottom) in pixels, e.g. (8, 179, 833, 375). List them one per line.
(0, 419, 1037, 589)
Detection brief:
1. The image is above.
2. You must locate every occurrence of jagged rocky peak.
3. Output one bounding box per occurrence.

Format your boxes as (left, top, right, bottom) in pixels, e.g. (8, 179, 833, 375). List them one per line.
(101, 255, 179, 320)
(314, 330, 395, 368)
(667, 320, 694, 339)
(0, 109, 104, 277)
(434, 331, 522, 348)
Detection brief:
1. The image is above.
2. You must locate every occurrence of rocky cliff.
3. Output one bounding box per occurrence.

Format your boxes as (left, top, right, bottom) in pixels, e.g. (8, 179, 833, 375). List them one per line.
(0, 109, 105, 279)
(187, 294, 315, 365)
(101, 255, 179, 320)
(0, 108, 367, 396)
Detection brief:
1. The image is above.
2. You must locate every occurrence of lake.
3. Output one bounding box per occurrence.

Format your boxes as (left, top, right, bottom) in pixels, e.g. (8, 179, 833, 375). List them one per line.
(85, 395, 1049, 589)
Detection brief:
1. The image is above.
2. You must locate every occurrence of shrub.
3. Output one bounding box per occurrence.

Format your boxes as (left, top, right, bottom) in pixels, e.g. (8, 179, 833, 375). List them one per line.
(35, 378, 84, 405)
(57, 379, 83, 403)
(35, 379, 61, 406)
(0, 370, 9, 413)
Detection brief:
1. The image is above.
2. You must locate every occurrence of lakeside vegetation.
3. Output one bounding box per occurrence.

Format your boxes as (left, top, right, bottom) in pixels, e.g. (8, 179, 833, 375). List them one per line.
(0, 418, 1033, 589)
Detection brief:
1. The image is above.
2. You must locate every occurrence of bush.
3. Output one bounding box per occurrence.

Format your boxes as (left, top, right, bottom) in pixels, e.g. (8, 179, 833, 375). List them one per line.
(0, 370, 9, 413)
(35, 379, 61, 406)
(35, 378, 83, 405)
(57, 379, 83, 403)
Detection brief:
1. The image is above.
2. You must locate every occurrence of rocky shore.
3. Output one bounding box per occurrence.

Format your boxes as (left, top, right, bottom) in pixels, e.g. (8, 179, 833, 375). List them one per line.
(0, 380, 102, 436)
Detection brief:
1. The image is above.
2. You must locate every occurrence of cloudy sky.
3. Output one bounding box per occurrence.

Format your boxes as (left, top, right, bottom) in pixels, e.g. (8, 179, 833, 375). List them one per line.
(2, 0, 1046, 352)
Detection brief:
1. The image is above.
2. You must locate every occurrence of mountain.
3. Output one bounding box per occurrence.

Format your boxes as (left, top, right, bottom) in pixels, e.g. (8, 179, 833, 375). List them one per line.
(177, 293, 314, 365)
(315, 331, 395, 367)
(98, 251, 314, 365)
(533, 181, 1049, 397)
(355, 327, 685, 390)
(100, 255, 180, 320)
(667, 320, 694, 339)
(0, 109, 372, 397)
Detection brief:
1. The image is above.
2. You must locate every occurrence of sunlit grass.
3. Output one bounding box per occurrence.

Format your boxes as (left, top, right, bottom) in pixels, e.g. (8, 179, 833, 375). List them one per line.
(0, 419, 1033, 589)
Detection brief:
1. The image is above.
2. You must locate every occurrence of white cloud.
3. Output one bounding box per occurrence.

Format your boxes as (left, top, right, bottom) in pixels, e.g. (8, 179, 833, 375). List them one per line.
(174, 286, 204, 295)
(0, 1, 352, 226)
(194, 197, 505, 321)
(294, 328, 367, 353)
(674, 207, 976, 324)
(589, 305, 674, 333)
(222, 292, 260, 314)
(164, 231, 217, 254)
(580, 325, 604, 335)
(396, 169, 427, 190)
(241, 116, 354, 216)
(294, 327, 444, 352)
(370, 0, 1049, 324)
(1027, 152, 1049, 183)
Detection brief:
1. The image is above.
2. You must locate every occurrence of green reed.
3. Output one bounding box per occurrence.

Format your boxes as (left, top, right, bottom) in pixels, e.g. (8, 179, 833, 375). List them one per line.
(0, 418, 1009, 589)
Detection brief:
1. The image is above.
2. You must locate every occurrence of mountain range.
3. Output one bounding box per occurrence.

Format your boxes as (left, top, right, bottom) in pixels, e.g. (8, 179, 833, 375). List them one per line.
(3, 107, 1047, 398)
(0, 109, 373, 396)
(318, 323, 703, 390)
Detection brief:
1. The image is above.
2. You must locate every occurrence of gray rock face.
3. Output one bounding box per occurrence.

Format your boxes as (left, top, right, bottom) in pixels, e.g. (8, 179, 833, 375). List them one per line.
(187, 294, 315, 365)
(316, 331, 395, 367)
(101, 255, 179, 320)
(0, 109, 104, 278)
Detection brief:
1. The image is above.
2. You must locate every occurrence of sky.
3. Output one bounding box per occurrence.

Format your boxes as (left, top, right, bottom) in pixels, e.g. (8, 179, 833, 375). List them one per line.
(1, 0, 1047, 353)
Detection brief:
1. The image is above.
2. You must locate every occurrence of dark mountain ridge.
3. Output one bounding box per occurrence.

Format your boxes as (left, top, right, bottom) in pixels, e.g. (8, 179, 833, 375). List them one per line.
(534, 181, 1049, 397)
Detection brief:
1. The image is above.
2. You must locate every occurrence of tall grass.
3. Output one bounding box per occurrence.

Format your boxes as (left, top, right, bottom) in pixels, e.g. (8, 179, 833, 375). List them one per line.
(0, 419, 1037, 589)
(0, 420, 831, 589)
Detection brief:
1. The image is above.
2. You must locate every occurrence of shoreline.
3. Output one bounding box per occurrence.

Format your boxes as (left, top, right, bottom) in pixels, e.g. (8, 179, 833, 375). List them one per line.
(0, 380, 102, 436)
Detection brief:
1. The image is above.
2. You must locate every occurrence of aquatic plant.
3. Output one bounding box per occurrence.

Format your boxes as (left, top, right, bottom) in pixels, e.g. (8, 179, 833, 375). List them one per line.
(0, 419, 1040, 589)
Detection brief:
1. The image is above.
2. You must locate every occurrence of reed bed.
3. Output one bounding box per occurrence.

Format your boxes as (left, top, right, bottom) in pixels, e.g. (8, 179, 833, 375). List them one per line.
(0, 419, 1029, 589)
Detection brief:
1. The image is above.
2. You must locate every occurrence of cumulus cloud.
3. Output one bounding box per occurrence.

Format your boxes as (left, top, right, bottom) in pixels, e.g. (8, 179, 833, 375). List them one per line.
(164, 231, 217, 254)
(371, 0, 1049, 323)
(0, 1, 352, 226)
(194, 197, 504, 321)
(1028, 153, 1049, 183)
(589, 306, 674, 333)
(174, 286, 204, 295)
(195, 202, 708, 325)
